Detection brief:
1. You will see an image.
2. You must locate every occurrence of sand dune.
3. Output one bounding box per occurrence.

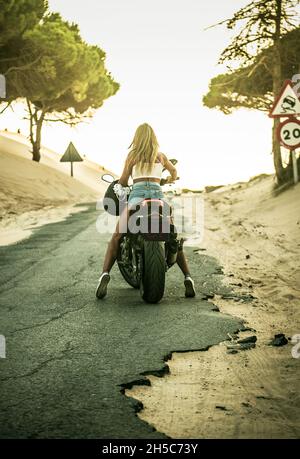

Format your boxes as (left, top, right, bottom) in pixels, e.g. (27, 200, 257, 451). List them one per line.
(0, 130, 114, 192)
(0, 131, 113, 245)
(126, 174, 300, 438)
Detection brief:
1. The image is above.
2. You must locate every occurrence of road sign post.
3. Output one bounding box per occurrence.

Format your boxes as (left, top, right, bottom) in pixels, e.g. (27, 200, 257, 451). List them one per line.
(292, 150, 299, 185)
(270, 80, 300, 185)
(60, 142, 83, 177)
(276, 117, 300, 185)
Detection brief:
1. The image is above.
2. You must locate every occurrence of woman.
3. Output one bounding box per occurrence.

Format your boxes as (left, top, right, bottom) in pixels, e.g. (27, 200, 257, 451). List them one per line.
(96, 123, 196, 299)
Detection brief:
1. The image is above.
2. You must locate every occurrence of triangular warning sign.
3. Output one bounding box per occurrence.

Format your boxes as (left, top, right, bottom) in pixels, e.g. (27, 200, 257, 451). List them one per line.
(60, 142, 83, 163)
(269, 80, 300, 118)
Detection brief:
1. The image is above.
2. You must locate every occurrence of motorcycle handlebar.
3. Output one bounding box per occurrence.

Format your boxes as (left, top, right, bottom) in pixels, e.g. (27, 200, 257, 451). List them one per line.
(160, 177, 180, 186)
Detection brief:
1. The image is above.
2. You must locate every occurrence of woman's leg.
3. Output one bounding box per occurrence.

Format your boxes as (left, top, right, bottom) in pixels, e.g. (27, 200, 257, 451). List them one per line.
(169, 214, 192, 278)
(176, 249, 191, 277)
(102, 206, 129, 272)
(96, 207, 128, 299)
(176, 239, 196, 298)
(102, 221, 122, 273)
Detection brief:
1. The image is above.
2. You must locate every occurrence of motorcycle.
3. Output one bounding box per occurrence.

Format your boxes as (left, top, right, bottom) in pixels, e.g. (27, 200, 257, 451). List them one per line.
(101, 160, 180, 304)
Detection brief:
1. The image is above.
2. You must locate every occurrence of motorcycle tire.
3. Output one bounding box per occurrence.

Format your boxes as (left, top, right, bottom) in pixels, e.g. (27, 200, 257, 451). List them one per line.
(140, 240, 166, 303)
(117, 236, 140, 289)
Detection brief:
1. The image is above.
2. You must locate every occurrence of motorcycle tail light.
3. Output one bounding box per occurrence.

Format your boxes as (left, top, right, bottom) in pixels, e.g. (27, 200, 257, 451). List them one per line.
(142, 199, 164, 206)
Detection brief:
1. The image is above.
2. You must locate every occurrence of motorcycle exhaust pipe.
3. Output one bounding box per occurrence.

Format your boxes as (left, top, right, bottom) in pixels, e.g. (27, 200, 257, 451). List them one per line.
(167, 237, 184, 267)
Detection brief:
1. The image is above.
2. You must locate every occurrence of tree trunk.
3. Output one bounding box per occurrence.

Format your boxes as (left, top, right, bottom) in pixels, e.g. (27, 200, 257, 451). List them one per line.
(272, 118, 284, 183)
(32, 115, 43, 162)
(32, 143, 41, 162)
(272, 0, 285, 184)
(27, 100, 44, 163)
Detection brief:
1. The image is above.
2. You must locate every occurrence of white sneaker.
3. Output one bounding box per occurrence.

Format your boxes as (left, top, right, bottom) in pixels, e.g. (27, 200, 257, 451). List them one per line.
(96, 272, 110, 299)
(184, 276, 196, 298)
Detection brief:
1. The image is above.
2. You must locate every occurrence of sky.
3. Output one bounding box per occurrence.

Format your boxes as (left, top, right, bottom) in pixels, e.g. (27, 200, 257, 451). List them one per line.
(1, 0, 276, 188)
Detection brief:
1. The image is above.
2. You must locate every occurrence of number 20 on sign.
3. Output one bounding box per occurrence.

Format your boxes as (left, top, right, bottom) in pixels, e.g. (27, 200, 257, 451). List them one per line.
(277, 117, 300, 150)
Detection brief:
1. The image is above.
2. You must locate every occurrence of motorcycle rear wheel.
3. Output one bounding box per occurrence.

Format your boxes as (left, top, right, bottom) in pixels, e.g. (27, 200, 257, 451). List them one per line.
(140, 240, 166, 303)
(117, 236, 140, 289)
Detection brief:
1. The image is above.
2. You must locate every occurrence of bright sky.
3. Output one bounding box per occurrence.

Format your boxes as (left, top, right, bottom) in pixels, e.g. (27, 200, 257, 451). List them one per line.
(1, 0, 276, 188)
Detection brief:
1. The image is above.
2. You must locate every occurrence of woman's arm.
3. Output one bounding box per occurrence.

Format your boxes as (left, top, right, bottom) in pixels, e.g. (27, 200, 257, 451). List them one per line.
(160, 153, 177, 182)
(118, 156, 132, 186)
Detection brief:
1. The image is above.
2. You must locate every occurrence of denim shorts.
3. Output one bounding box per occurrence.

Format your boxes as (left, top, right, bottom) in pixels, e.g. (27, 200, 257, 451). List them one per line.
(128, 181, 164, 208)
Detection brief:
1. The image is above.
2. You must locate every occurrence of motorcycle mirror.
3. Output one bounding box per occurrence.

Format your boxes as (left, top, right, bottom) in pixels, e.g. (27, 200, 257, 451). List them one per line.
(162, 158, 178, 172)
(101, 173, 115, 183)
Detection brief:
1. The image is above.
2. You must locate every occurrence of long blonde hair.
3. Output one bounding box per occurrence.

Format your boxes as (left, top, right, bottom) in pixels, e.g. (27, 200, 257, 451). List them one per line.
(127, 123, 159, 174)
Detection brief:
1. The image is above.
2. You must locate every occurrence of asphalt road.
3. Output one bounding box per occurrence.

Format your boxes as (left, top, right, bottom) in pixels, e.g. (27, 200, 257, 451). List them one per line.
(0, 204, 242, 438)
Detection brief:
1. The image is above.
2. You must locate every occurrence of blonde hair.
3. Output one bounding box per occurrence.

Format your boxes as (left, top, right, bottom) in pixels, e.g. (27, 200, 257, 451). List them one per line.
(127, 123, 159, 174)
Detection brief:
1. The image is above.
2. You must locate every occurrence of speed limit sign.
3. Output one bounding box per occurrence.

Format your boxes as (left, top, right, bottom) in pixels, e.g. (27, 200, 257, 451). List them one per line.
(277, 117, 300, 149)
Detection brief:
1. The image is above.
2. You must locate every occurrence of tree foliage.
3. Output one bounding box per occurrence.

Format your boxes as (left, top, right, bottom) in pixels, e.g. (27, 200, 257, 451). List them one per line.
(0, 0, 48, 46)
(0, 9, 120, 161)
(203, 27, 300, 114)
(0, 0, 48, 104)
(9, 13, 119, 115)
(203, 0, 300, 185)
(216, 0, 299, 65)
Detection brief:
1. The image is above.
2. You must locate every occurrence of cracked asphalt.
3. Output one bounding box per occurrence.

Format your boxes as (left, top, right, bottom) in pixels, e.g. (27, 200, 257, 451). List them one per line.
(0, 204, 242, 438)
